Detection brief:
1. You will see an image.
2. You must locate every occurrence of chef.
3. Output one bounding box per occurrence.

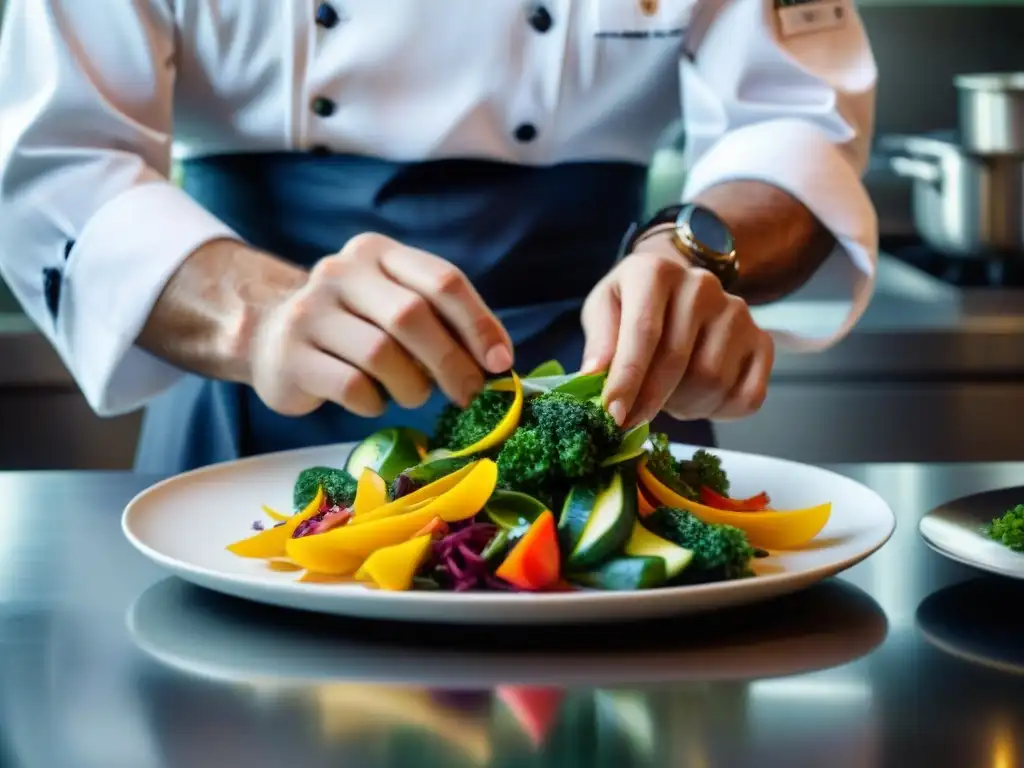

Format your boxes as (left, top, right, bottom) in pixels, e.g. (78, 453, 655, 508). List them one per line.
(0, 0, 877, 474)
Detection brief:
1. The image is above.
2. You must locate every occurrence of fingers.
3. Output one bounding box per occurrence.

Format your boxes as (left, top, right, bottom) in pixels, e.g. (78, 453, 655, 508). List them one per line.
(712, 333, 774, 420)
(627, 286, 701, 426)
(381, 246, 513, 374)
(305, 311, 432, 409)
(291, 346, 387, 418)
(664, 296, 768, 421)
(336, 266, 485, 407)
(601, 256, 673, 426)
(579, 276, 621, 374)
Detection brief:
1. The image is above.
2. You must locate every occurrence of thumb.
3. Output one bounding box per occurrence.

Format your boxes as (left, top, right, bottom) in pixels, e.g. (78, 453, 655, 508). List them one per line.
(579, 285, 620, 375)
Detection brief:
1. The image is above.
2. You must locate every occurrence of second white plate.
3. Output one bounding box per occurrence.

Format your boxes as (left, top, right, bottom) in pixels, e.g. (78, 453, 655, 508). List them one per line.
(919, 485, 1024, 580)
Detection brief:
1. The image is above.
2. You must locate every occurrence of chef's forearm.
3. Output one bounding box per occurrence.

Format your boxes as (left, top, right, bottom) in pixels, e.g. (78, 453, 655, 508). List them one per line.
(692, 180, 836, 306)
(137, 239, 307, 384)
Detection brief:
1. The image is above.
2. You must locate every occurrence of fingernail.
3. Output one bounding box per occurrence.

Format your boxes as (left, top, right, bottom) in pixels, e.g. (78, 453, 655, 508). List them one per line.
(485, 344, 513, 373)
(581, 357, 601, 374)
(608, 399, 627, 426)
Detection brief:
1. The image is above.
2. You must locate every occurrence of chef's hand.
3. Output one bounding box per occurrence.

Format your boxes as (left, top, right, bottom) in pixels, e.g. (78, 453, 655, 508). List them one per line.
(250, 233, 513, 417)
(581, 235, 774, 428)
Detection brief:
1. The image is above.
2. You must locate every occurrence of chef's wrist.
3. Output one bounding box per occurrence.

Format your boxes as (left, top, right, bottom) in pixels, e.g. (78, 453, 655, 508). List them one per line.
(139, 239, 307, 386)
(690, 180, 835, 305)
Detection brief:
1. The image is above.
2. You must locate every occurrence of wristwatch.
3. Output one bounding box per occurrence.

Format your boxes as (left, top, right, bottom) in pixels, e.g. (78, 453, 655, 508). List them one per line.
(618, 203, 739, 290)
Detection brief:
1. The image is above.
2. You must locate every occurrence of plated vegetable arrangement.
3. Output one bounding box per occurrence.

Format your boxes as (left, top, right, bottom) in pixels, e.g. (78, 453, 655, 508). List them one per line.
(227, 362, 833, 592)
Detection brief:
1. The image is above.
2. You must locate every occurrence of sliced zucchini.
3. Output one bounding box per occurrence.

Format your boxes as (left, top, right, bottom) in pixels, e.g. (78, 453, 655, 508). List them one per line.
(565, 468, 637, 570)
(398, 455, 475, 487)
(345, 427, 422, 483)
(558, 483, 598, 556)
(624, 521, 693, 579)
(572, 556, 667, 591)
(485, 490, 549, 530)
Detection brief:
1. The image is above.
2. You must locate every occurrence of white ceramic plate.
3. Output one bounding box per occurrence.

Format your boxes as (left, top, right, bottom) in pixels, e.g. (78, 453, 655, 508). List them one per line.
(122, 442, 896, 624)
(918, 485, 1024, 580)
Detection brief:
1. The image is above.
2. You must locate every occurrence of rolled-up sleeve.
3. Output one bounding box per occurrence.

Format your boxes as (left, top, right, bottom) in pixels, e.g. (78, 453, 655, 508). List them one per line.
(679, 0, 878, 351)
(0, 0, 239, 415)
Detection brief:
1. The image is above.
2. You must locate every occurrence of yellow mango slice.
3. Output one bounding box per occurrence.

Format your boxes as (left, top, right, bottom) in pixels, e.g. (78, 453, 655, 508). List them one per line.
(637, 463, 831, 550)
(347, 460, 479, 527)
(446, 372, 523, 458)
(355, 535, 433, 591)
(227, 486, 325, 559)
(354, 468, 388, 515)
(261, 504, 290, 522)
(287, 460, 498, 563)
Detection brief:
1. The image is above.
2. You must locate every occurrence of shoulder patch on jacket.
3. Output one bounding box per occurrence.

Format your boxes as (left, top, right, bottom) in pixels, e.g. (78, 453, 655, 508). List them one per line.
(775, 0, 847, 38)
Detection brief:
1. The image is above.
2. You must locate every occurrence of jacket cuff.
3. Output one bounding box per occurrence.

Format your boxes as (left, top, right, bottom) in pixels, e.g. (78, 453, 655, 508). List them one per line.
(60, 181, 240, 415)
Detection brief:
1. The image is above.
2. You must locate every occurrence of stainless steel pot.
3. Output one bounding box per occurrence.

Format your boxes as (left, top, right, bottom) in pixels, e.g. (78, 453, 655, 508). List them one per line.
(956, 73, 1024, 155)
(879, 134, 1024, 258)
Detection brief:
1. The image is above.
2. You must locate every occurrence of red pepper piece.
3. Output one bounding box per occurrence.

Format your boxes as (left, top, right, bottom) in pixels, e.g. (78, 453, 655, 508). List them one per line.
(699, 486, 771, 512)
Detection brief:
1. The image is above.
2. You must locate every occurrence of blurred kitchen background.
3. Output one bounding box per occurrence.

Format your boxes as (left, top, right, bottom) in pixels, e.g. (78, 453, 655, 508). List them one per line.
(2, 1, 1024, 469)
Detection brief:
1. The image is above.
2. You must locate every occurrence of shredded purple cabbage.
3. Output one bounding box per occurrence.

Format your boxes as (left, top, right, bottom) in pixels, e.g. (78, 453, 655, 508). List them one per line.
(292, 504, 352, 539)
(391, 474, 420, 500)
(425, 521, 522, 592)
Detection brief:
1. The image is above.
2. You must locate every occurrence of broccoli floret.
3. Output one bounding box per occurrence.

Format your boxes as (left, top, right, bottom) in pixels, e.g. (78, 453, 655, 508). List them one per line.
(645, 435, 730, 499)
(496, 392, 623, 507)
(643, 506, 754, 581)
(986, 504, 1024, 552)
(430, 390, 514, 452)
(293, 466, 357, 512)
(679, 449, 730, 497)
(646, 433, 696, 499)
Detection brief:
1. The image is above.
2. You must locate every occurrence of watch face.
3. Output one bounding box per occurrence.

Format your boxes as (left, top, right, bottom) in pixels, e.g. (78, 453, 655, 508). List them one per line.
(681, 204, 734, 257)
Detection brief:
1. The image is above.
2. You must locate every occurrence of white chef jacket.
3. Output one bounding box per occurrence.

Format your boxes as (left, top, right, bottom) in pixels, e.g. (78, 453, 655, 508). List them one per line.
(0, 0, 878, 417)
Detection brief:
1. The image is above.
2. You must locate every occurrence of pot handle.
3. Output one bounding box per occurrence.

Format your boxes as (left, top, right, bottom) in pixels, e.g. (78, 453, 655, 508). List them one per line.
(888, 155, 943, 185)
(875, 134, 947, 186)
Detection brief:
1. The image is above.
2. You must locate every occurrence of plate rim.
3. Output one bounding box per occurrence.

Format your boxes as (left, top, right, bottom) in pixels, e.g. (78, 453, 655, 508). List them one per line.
(122, 442, 897, 612)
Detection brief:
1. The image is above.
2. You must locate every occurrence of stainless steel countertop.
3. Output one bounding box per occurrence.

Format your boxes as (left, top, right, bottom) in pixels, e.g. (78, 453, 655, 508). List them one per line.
(1, 464, 1023, 767)
(5, 253, 1024, 386)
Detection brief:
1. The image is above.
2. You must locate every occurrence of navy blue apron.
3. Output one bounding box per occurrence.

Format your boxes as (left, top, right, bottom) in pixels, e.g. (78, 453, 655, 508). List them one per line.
(134, 153, 714, 473)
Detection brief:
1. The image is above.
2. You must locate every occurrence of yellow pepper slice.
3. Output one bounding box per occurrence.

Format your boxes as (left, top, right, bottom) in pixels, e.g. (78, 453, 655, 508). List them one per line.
(287, 459, 497, 562)
(266, 557, 304, 572)
(355, 534, 433, 591)
(354, 468, 388, 515)
(227, 486, 325, 559)
(637, 463, 831, 550)
(446, 372, 523, 458)
(261, 504, 290, 523)
(347, 459, 480, 527)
